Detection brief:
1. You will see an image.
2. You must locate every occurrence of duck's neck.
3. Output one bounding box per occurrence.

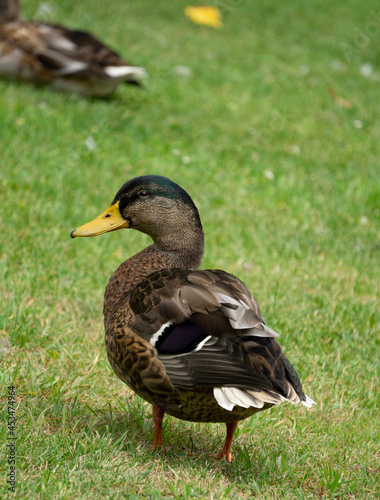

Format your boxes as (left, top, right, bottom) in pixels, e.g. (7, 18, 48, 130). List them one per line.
(151, 223, 204, 268)
(104, 227, 204, 316)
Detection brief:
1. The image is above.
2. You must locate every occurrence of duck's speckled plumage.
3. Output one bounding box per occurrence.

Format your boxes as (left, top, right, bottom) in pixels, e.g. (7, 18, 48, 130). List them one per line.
(71, 175, 315, 461)
(0, 0, 145, 96)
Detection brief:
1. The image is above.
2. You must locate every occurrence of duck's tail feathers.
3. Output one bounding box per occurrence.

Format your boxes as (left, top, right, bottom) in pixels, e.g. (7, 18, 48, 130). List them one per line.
(36, 49, 147, 83)
(214, 387, 316, 411)
(105, 65, 147, 82)
(301, 394, 316, 408)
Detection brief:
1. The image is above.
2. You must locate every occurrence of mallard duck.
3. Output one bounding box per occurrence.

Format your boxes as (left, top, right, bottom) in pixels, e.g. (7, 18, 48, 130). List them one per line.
(71, 175, 315, 461)
(0, 0, 146, 96)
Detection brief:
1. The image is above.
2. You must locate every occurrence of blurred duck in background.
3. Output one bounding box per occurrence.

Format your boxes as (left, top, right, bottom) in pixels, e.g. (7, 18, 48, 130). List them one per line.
(0, 0, 146, 96)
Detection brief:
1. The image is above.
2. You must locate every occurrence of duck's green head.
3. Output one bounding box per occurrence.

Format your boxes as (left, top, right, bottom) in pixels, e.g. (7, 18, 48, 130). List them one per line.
(70, 175, 202, 239)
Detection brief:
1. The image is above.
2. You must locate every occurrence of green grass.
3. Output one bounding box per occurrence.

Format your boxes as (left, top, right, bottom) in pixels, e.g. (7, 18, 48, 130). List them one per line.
(1, 0, 379, 498)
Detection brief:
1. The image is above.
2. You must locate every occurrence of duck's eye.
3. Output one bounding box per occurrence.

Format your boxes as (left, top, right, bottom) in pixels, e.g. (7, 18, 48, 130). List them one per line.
(105, 213, 111, 218)
(139, 190, 148, 197)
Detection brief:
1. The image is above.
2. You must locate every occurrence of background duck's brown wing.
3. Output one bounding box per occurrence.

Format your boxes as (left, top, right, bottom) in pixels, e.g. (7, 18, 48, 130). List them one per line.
(1, 22, 93, 77)
(42, 24, 128, 67)
(1, 21, 145, 84)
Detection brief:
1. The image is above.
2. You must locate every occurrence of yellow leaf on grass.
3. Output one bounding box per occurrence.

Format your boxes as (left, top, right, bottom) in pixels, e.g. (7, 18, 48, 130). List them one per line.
(185, 6, 223, 28)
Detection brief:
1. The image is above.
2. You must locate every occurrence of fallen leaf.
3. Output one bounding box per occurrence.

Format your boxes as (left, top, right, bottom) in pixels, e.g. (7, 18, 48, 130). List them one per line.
(185, 6, 222, 28)
(328, 87, 352, 109)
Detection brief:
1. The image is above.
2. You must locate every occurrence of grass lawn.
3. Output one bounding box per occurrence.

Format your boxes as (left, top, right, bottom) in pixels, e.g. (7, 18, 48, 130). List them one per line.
(1, 0, 379, 498)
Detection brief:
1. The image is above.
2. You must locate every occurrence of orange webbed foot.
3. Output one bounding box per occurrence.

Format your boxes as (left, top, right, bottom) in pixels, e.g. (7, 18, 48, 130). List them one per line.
(208, 450, 235, 462)
(209, 422, 238, 462)
(151, 404, 170, 452)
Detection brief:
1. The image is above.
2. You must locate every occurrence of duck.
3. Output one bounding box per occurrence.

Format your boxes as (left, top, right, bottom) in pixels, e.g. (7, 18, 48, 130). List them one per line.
(0, 0, 146, 96)
(71, 175, 315, 461)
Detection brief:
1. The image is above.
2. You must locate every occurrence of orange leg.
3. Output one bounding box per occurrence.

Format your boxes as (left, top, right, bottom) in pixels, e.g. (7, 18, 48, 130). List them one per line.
(152, 404, 165, 448)
(217, 422, 238, 462)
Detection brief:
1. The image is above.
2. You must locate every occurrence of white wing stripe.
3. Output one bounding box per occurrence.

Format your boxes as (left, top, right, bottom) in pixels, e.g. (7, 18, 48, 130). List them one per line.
(149, 322, 172, 347)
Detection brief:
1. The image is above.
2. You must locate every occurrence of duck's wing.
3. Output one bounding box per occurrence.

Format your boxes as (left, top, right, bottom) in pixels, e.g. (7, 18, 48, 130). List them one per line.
(37, 23, 146, 82)
(1, 21, 145, 84)
(130, 269, 315, 411)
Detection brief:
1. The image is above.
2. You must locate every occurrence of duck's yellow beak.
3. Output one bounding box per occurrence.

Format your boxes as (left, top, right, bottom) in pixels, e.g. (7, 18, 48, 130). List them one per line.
(70, 201, 129, 238)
